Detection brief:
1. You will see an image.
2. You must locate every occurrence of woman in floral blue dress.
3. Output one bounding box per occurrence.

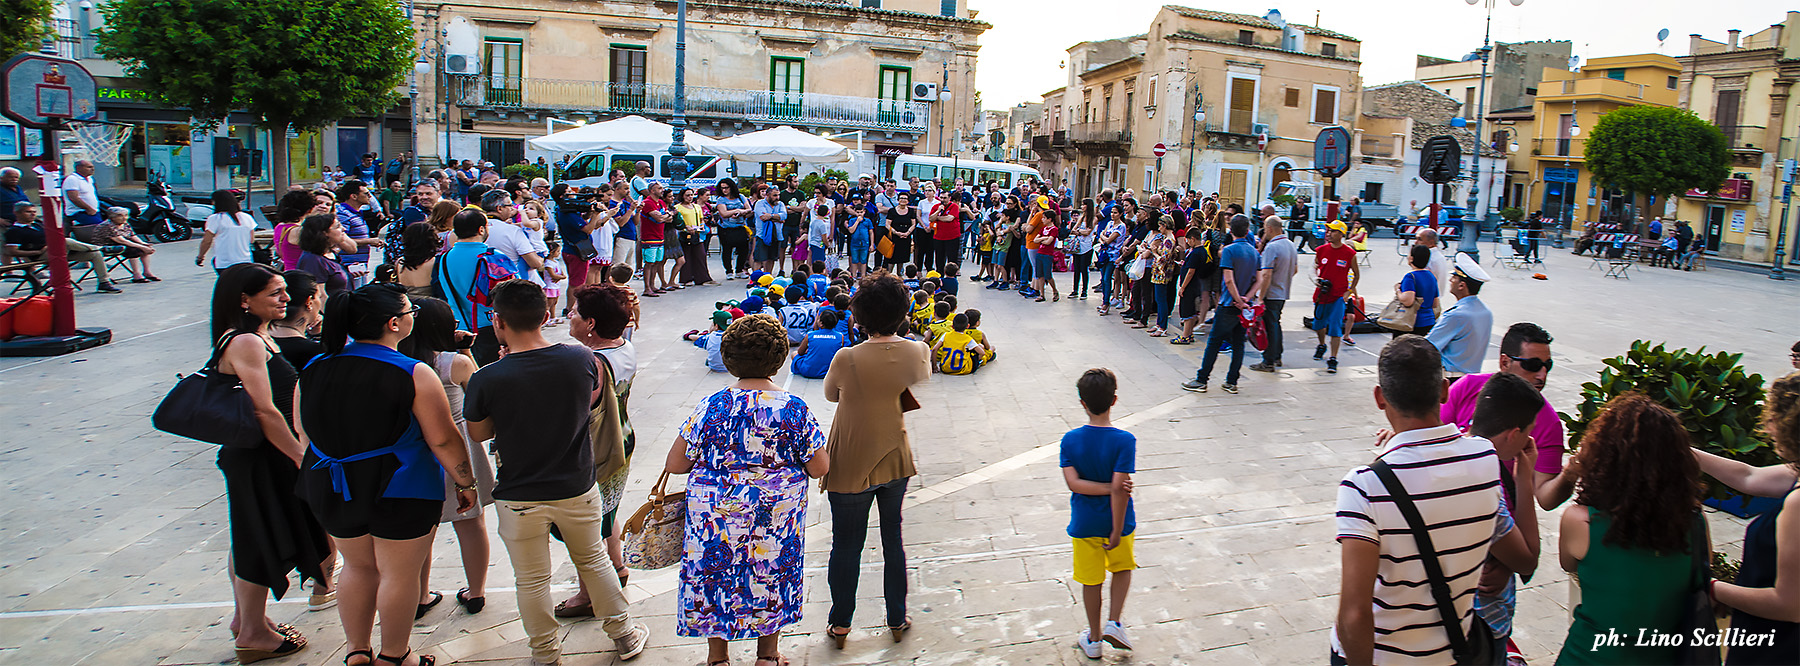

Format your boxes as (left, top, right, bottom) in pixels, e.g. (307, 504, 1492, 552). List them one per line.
(665, 313, 829, 666)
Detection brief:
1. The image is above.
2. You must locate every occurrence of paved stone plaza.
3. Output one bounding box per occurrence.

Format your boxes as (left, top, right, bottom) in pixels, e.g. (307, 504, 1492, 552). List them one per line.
(2, 236, 1796, 665)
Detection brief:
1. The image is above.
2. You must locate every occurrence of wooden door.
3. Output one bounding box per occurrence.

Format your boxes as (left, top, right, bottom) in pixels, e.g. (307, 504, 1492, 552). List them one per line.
(1220, 168, 1248, 211)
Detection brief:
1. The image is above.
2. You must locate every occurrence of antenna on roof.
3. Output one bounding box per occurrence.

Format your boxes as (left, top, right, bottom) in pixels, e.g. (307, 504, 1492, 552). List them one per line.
(1657, 28, 1670, 52)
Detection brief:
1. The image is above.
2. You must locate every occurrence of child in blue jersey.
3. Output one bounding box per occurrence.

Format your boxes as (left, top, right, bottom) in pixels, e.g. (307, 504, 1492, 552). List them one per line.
(1060, 368, 1137, 659)
(789, 310, 844, 379)
(826, 293, 853, 338)
(777, 290, 816, 344)
(807, 260, 830, 297)
(682, 312, 732, 372)
(938, 263, 961, 296)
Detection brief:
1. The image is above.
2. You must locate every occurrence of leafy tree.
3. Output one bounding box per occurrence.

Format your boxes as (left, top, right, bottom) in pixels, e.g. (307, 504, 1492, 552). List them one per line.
(95, 0, 413, 194)
(1, 0, 56, 60)
(1584, 106, 1729, 225)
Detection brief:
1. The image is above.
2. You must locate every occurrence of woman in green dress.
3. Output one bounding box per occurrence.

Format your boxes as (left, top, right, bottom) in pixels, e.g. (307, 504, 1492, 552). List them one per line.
(1558, 393, 1714, 665)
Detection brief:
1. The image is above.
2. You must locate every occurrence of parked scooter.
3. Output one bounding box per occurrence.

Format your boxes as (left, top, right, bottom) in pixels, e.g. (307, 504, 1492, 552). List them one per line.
(140, 179, 191, 243)
(179, 188, 245, 229)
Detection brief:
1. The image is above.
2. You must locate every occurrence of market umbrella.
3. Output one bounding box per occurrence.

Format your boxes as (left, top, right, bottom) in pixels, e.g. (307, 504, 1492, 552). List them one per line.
(712, 125, 851, 163)
(526, 115, 723, 154)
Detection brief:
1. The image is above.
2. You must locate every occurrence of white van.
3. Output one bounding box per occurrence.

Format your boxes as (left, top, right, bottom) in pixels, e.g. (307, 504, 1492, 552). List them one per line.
(555, 150, 726, 189)
(881, 155, 1041, 191)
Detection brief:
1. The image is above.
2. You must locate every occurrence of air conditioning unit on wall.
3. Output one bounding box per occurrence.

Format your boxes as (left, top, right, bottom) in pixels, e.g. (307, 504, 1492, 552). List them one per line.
(444, 53, 480, 75)
(1251, 122, 1271, 137)
(912, 82, 939, 102)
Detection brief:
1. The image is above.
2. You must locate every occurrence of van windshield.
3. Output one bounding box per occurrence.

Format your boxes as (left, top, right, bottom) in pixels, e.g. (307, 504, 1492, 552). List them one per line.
(564, 155, 606, 182)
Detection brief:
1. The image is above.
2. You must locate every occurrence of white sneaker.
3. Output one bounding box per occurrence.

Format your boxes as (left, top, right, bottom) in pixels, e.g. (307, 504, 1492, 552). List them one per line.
(1102, 620, 1133, 650)
(614, 623, 649, 660)
(1077, 629, 1103, 659)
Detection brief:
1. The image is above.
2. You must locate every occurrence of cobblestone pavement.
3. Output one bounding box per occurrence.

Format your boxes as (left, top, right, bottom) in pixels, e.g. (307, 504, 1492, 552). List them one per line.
(3, 237, 1795, 665)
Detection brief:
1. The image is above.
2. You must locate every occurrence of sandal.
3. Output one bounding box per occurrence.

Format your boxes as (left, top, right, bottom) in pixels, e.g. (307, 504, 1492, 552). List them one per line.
(826, 625, 851, 649)
(235, 632, 307, 664)
(553, 599, 594, 618)
(707, 661, 731, 666)
(616, 565, 630, 587)
(1170, 336, 1194, 345)
(643, 291, 661, 297)
(456, 588, 485, 614)
(753, 655, 789, 666)
(889, 617, 913, 643)
(231, 623, 301, 639)
(344, 649, 374, 666)
(415, 591, 443, 620)
(374, 650, 434, 666)
(145, 275, 162, 281)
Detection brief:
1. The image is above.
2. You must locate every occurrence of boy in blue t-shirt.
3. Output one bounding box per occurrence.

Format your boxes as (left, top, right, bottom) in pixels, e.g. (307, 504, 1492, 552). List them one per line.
(1060, 368, 1137, 659)
(682, 323, 728, 372)
(827, 293, 853, 338)
(776, 291, 816, 344)
(789, 310, 844, 379)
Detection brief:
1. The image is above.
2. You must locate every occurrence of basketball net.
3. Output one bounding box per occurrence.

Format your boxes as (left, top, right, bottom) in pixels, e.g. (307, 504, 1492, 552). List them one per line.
(66, 120, 133, 167)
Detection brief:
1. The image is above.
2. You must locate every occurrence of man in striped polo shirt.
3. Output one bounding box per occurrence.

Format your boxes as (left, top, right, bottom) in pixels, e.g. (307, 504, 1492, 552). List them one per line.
(1331, 336, 1537, 665)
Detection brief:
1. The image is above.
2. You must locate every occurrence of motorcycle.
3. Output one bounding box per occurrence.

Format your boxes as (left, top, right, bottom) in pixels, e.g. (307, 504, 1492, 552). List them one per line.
(180, 188, 246, 229)
(140, 179, 191, 243)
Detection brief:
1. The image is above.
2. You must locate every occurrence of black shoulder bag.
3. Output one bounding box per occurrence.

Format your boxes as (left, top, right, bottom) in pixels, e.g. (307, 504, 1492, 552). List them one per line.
(1673, 512, 1721, 666)
(152, 332, 265, 448)
(1370, 461, 1502, 666)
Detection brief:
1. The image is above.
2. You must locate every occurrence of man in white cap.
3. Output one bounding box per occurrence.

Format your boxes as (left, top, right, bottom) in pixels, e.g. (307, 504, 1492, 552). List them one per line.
(1426, 254, 1494, 379)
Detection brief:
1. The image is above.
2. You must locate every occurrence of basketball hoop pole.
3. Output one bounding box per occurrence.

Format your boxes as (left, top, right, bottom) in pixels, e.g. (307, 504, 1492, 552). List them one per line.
(35, 124, 77, 336)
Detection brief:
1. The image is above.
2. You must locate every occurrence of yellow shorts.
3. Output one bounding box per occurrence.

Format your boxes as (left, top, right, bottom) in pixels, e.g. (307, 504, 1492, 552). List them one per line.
(1071, 533, 1137, 586)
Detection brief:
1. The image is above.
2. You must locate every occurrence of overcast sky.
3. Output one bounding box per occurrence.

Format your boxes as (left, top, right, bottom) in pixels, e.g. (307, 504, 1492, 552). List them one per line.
(970, 0, 1795, 110)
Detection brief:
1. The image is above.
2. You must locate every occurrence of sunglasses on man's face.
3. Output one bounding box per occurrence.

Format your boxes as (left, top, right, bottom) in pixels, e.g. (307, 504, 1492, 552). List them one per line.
(1506, 354, 1553, 373)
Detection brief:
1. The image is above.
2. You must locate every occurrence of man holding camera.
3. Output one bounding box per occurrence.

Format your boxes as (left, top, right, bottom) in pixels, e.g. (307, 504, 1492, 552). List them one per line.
(1309, 222, 1359, 374)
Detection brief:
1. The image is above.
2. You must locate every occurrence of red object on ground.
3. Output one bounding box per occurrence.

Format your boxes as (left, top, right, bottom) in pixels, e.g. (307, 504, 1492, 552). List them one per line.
(4, 295, 55, 337)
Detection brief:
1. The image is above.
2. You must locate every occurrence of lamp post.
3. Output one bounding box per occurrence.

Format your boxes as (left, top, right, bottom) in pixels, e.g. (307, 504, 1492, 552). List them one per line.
(1462, 0, 1524, 260)
(1773, 151, 1792, 280)
(1186, 85, 1204, 192)
(666, 0, 691, 191)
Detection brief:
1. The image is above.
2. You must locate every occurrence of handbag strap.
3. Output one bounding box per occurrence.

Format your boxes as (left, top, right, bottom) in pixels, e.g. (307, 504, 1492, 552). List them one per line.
(1370, 460, 1472, 658)
(206, 330, 254, 372)
(649, 470, 672, 501)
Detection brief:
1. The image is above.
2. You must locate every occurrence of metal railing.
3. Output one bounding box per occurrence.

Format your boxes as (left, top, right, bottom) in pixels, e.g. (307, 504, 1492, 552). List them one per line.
(1721, 125, 1767, 150)
(1031, 135, 1051, 151)
(1070, 120, 1130, 144)
(1358, 135, 1398, 158)
(1534, 137, 1587, 158)
(40, 19, 82, 59)
(448, 75, 930, 132)
(1547, 77, 1647, 101)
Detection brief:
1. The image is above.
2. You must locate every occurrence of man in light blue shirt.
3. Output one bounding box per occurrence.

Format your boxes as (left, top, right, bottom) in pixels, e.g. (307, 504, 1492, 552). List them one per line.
(1426, 254, 1494, 377)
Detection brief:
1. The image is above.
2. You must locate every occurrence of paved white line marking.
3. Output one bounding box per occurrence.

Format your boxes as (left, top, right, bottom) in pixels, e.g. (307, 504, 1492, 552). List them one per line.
(0, 319, 205, 375)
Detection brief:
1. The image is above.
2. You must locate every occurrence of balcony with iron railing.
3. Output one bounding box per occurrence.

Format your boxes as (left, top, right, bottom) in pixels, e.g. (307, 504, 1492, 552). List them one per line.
(1536, 77, 1665, 103)
(1532, 137, 1588, 159)
(449, 75, 930, 133)
(40, 18, 82, 59)
(1069, 120, 1131, 146)
(1721, 125, 1768, 152)
(1031, 135, 1052, 151)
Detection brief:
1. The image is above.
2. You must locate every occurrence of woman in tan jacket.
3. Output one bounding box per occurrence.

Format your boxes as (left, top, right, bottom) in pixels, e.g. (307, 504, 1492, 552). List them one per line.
(821, 272, 932, 648)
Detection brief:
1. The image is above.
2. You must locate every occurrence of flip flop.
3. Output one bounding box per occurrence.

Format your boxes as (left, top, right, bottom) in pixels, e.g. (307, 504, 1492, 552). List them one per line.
(415, 591, 443, 619)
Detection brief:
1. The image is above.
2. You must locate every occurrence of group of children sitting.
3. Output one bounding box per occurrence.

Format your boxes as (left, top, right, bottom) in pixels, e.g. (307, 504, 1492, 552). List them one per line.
(681, 260, 995, 378)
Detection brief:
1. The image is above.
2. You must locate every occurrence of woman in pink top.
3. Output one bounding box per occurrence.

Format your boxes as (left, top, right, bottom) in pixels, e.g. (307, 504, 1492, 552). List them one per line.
(272, 190, 317, 270)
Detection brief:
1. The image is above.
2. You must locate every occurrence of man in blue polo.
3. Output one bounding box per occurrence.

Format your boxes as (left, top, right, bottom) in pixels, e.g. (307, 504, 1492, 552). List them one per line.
(1183, 214, 1264, 395)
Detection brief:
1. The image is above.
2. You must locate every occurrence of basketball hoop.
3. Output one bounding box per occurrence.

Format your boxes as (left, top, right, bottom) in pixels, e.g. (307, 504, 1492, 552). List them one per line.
(66, 119, 133, 167)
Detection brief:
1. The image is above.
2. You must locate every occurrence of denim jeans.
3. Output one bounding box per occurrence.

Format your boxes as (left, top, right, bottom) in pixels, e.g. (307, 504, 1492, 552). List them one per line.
(1096, 260, 1115, 301)
(1017, 246, 1034, 284)
(827, 477, 909, 627)
(1154, 280, 1174, 329)
(1196, 304, 1247, 385)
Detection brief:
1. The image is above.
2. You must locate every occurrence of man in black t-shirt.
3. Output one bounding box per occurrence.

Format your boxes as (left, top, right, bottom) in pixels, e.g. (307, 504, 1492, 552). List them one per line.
(465, 280, 648, 663)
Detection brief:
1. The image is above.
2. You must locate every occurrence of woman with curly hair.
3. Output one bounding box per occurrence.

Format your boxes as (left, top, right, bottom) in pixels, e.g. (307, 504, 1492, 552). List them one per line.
(665, 313, 830, 666)
(394, 223, 444, 300)
(1558, 393, 1711, 665)
(1694, 371, 1799, 664)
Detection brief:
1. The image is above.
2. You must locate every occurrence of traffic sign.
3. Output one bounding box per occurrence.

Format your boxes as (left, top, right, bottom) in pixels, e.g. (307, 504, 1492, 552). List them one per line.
(1420, 135, 1462, 185)
(1153, 142, 1167, 157)
(1313, 126, 1351, 178)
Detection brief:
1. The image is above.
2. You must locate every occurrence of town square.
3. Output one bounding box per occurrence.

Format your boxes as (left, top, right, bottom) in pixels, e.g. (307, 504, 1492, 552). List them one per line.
(1, 1, 1797, 665)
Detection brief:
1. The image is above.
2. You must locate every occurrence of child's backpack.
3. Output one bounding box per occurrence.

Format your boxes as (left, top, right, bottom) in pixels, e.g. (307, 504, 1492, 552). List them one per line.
(434, 247, 520, 330)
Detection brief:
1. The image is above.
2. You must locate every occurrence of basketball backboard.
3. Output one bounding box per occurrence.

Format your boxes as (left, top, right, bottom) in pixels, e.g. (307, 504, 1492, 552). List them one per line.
(2, 54, 98, 130)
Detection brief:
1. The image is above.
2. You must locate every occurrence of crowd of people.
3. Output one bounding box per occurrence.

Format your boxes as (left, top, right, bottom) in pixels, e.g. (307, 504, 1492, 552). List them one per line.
(164, 161, 1799, 666)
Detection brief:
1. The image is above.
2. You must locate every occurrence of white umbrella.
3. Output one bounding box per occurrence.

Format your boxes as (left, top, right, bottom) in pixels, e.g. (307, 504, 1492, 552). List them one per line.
(527, 115, 722, 154)
(712, 126, 851, 163)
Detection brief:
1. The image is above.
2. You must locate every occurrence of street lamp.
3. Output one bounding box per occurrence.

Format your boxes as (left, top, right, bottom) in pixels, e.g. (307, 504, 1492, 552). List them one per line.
(1460, 0, 1525, 261)
(666, 0, 691, 191)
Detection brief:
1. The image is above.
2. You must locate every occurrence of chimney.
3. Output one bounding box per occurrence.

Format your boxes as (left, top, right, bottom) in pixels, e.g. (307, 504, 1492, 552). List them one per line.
(1728, 29, 1741, 50)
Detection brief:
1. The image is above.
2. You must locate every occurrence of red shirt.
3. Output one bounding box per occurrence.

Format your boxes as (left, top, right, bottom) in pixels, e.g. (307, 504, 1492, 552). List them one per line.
(932, 202, 962, 240)
(1313, 242, 1356, 303)
(639, 197, 667, 242)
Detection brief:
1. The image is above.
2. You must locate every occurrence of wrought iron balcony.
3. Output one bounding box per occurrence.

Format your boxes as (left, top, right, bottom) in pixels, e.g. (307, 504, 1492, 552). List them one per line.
(449, 75, 929, 133)
(1031, 135, 1051, 151)
(1070, 121, 1131, 146)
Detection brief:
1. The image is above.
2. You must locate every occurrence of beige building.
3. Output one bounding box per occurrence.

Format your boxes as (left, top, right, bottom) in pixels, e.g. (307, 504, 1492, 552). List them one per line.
(1416, 41, 1570, 121)
(1675, 14, 1800, 266)
(1033, 6, 1362, 212)
(412, 0, 988, 175)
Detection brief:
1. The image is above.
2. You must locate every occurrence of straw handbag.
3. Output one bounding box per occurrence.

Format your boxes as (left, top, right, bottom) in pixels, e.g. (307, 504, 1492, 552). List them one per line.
(621, 471, 687, 570)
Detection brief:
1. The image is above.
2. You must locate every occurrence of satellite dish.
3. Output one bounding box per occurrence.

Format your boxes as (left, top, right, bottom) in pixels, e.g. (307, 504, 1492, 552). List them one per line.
(1658, 28, 1671, 42)
(1568, 55, 1582, 69)
(1264, 9, 1285, 28)
(1508, 0, 1524, 5)
(1465, 0, 1479, 5)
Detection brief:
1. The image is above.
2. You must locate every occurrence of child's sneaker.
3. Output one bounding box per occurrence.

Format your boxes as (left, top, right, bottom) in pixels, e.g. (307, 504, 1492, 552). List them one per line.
(1077, 630, 1103, 659)
(1102, 620, 1134, 650)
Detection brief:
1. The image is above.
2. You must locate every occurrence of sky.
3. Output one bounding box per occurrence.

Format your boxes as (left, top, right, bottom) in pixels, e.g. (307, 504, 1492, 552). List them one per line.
(969, 0, 1795, 110)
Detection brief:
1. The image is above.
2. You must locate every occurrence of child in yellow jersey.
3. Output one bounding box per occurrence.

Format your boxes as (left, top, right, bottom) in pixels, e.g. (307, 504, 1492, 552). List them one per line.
(925, 300, 954, 344)
(908, 289, 934, 339)
(965, 308, 996, 363)
(933, 313, 986, 375)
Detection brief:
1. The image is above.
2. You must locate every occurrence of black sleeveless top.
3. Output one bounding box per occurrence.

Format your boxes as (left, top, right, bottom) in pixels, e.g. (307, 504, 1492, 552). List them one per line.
(1726, 484, 1798, 664)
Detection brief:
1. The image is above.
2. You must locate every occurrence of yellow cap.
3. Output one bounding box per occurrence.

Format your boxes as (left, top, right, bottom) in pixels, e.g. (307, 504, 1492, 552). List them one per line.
(769, 284, 785, 296)
(758, 275, 774, 286)
(1327, 221, 1348, 233)
(926, 270, 941, 279)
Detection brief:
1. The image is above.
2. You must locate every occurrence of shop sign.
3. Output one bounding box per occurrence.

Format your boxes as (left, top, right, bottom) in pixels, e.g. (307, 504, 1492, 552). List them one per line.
(1544, 167, 1578, 184)
(98, 87, 151, 102)
(1731, 209, 1746, 233)
(1686, 178, 1752, 201)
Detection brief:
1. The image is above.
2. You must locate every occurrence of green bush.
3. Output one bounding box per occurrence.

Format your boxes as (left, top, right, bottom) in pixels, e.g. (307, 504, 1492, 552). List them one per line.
(503, 164, 547, 181)
(1561, 341, 1776, 499)
(798, 169, 849, 196)
(1499, 207, 1525, 223)
(610, 159, 641, 180)
(1272, 194, 1297, 209)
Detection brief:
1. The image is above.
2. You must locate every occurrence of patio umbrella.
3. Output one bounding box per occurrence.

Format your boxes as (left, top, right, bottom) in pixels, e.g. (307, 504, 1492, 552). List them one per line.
(712, 125, 851, 163)
(527, 115, 723, 154)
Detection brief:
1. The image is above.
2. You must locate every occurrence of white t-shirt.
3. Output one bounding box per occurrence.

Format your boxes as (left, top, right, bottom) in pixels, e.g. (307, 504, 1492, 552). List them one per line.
(595, 340, 638, 387)
(62, 173, 99, 215)
(484, 219, 541, 285)
(204, 212, 257, 269)
(591, 219, 617, 263)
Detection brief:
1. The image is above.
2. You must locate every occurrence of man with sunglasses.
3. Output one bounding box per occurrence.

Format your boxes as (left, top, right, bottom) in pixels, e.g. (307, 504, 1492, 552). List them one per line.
(1440, 322, 1580, 511)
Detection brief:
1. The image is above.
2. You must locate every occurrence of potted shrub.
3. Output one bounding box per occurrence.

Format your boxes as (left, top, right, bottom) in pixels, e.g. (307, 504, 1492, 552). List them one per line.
(1561, 341, 1780, 517)
(1499, 207, 1525, 224)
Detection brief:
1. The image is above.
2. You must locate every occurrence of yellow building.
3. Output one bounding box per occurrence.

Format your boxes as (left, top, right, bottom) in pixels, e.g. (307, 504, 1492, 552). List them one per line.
(413, 0, 988, 171)
(1675, 15, 1800, 265)
(1033, 6, 1362, 210)
(1525, 54, 1681, 233)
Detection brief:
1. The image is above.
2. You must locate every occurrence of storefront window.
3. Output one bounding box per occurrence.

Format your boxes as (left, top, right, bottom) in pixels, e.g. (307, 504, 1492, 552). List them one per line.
(289, 130, 325, 186)
(228, 125, 273, 189)
(132, 123, 194, 187)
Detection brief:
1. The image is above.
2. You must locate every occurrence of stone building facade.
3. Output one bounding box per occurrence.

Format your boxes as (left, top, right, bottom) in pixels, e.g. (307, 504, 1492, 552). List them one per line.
(412, 0, 989, 175)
